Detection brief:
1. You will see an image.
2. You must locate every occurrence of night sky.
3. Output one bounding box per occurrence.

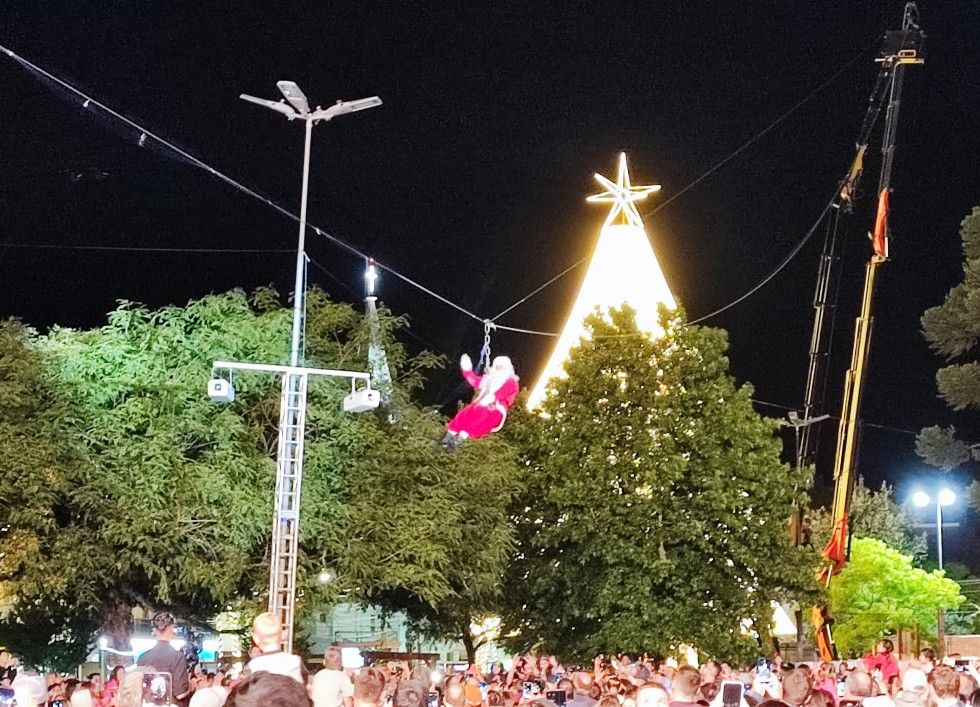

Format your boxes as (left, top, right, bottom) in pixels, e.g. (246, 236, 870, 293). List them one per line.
(1, 3, 977, 565)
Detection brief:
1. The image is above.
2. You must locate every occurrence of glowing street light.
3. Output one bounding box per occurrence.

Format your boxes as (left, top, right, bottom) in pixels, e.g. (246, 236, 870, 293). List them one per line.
(911, 487, 957, 658)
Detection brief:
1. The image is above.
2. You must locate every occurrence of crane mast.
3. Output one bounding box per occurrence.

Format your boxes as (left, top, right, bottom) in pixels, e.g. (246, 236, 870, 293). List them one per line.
(811, 4, 924, 661)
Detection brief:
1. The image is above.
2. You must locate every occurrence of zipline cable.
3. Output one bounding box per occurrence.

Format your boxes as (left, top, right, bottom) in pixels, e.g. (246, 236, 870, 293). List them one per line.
(0, 43, 489, 328)
(0, 42, 863, 338)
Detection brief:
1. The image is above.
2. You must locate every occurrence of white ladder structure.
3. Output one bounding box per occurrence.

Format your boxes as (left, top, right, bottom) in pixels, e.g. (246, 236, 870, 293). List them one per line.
(268, 371, 308, 648)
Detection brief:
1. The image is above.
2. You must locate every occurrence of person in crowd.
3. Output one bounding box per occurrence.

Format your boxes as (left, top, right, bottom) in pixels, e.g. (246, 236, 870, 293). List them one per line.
(99, 666, 125, 707)
(115, 668, 149, 707)
(394, 680, 427, 707)
(890, 687, 932, 707)
(668, 666, 702, 707)
(928, 666, 963, 707)
(815, 662, 840, 707)
(918, 651, 937, 675)
(69, 682, 95, 707)
(782, 668, 814, 707)
(244, 612, 304, 684)
(569, 672, 597, 707)
(841, 671, 875, 707)
(411, 664, 433, 691)
(311, 646, 354, 707)
(968, 689, 980, 707)
(137, 611, 191, 707)
(225, 671, 311, 707)
(354, 667, 387, 707)
(810, 689, 837, 707)
(701, 662, 721, 688)
(189, 680, 229, 707)
(959, 675, 978, 703)
(0, 651, 17, 686)
(86, 674, 103, 701)
(11, 666, 47, 707)
(864, 641, 900, 686)
(636, 684, 669, 707)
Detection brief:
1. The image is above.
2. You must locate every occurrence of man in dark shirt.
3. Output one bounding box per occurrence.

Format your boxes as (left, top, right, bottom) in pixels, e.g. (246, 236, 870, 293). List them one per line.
(137, 611, 191, 706)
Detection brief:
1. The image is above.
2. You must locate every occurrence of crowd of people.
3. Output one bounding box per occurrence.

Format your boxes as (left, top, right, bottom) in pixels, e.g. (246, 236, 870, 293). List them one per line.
(3, 618, 980, 707)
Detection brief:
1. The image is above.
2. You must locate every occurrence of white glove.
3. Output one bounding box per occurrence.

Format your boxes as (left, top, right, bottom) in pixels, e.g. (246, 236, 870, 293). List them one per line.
(460, 353, 473, 372)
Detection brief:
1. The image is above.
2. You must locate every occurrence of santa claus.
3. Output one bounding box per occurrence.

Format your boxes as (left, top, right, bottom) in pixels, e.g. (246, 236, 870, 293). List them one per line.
(441, 353, 519, 450)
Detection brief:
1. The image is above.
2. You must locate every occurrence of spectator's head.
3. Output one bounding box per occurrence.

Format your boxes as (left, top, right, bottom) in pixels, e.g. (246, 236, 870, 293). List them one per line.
(12, 671, 46, 706)
(698, 682, 718, 704)
(226, 671, 311, 707)
(596, 697, 621, 707)
(395, 680, 427, 707)
(355, 667, 387, 707)
(903, 670, 929, 692)
(876, 640, 894, 655)
(636, 683, 669, 707)
(443, 681, 465, 707)
(928, 666, 960, 701)
(151, 611, 178, 641)
(323, 647, 344, 672)
(783, 669, 813, 707)
(108, 666, 125, 685)
(845, 670, 874, 699)
(968, 688, 980, 707)
(757, 702, 790, 707)
(701, 661, 721, 685)
(116, 668, 150, 707)
(189, 686, 227, 707)
(891, 687, 933, 707)
(572, 672, 594, 696)
(70, 684, 95, 707)
(251, 612, 283, 653)
(809, 689, 835, 707)
(671, 667, 701, 703)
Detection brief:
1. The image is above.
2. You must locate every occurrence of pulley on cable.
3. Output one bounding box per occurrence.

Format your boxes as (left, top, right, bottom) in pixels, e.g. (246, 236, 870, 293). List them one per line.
(439, 320, 520, 451)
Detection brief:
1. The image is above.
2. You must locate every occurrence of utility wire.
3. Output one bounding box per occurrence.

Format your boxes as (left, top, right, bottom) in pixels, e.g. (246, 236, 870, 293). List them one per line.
(0, 44, 488, 327)
(686, 198, 835, 325)
(492, 45, 870, 326)
(0, 42, 863, 339)
(0, 242, 292, 253)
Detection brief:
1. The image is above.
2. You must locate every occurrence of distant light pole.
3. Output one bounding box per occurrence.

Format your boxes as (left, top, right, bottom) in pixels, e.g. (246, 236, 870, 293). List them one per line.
(912, 488, 957, 658)
(912, 488, 956, 570)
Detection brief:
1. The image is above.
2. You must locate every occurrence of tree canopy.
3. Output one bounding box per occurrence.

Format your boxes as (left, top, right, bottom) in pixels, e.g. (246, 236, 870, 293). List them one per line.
(828, 537, 964, 656)
(500, 306, 816, 662)
(0, 288, 521, 664)
(918, 207, 980, 511)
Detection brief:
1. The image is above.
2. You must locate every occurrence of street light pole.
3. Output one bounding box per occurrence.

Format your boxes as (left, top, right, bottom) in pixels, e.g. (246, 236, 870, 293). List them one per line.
(290, 115, 314, 367)
(222, 83, 381, 651)
(913, 488, 957, 659)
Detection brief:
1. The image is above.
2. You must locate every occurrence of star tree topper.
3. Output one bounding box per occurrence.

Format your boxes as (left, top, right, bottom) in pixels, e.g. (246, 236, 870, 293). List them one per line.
(586, 152, 661, 228)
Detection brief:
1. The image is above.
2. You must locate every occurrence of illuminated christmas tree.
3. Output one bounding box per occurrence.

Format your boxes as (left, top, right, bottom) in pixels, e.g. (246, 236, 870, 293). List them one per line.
(527, 153, 676, 408)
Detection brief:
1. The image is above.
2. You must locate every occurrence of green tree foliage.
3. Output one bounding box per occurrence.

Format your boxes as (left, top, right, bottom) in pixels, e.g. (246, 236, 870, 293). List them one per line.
(808, 477, 927, 564)
(829, 537, 964, 656)
(0, 320, 98, 667)
(918, 207, 980, 509)
(500, 306, 816, 662)
(0, 288, 521, 660)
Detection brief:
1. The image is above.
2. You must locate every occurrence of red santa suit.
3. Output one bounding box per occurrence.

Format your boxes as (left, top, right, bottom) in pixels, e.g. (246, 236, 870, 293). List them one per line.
(446, 355, 519, 440)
